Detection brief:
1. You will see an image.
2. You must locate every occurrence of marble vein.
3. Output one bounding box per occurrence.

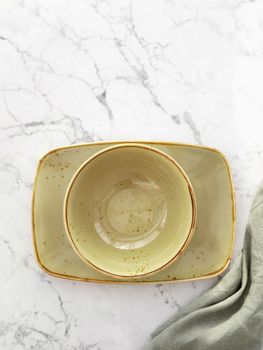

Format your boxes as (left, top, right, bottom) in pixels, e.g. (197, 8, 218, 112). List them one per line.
(183, 111, 202, 145)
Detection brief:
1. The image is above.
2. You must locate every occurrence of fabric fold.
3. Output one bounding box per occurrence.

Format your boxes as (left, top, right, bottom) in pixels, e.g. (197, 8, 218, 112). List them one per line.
(144, 181, 263, 350)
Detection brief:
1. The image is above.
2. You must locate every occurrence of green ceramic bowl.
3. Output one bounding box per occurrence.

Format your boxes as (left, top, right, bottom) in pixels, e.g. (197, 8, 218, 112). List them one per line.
(64, 143, 196, 279)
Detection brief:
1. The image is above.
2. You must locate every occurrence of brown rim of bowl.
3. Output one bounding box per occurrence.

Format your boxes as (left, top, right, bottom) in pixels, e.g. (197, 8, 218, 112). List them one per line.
(63, 143, 197, 279)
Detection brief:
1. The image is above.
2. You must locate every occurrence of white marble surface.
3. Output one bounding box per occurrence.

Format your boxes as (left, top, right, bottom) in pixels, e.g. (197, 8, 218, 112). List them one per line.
(1, 0, 263, 349)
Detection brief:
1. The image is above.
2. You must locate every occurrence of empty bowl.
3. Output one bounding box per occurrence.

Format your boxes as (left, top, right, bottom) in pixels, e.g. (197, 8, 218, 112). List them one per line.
(64, 143, 196, 278)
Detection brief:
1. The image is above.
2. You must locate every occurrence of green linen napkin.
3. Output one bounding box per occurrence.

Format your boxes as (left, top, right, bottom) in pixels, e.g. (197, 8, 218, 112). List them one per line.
(144, 181, 263, 350)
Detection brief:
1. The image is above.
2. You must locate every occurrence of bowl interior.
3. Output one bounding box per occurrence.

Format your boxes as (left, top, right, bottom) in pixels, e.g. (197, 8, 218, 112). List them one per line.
(65, 145, 195, 277)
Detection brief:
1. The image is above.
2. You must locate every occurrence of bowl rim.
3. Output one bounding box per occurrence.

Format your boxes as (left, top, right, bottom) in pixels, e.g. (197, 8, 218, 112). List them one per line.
(63, 143, 197, 279)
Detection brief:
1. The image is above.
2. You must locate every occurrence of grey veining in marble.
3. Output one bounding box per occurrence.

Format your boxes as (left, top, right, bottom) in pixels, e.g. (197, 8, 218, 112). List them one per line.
(1, 0, 263, 349)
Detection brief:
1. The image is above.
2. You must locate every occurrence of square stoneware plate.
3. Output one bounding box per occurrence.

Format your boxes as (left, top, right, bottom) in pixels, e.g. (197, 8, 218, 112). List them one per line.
(32, 141, 235, 284)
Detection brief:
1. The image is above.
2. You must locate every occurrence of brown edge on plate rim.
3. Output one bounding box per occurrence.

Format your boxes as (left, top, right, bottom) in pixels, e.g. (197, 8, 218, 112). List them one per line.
(31, 140, 236, 284)
(63, 143, 197, 279)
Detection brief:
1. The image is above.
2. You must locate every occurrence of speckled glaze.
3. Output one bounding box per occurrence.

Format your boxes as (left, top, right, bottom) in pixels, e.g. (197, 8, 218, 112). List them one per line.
(64, 144, 196, 278)
(32, 141, 235, 284)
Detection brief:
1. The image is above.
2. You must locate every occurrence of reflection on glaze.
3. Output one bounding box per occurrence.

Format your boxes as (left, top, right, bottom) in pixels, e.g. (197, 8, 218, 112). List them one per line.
(93, 171, 167, 249)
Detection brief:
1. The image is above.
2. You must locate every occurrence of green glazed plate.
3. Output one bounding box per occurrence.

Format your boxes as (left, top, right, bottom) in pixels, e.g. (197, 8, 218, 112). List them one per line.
(32, 141, 235, 284)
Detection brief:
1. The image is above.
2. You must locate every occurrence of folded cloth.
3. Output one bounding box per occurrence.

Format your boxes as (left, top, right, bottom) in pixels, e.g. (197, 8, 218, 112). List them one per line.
(144, 181, 263, 350)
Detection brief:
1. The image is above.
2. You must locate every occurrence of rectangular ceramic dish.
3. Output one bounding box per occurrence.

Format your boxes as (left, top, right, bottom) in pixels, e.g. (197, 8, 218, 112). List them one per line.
(32, 141, 235, 284)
